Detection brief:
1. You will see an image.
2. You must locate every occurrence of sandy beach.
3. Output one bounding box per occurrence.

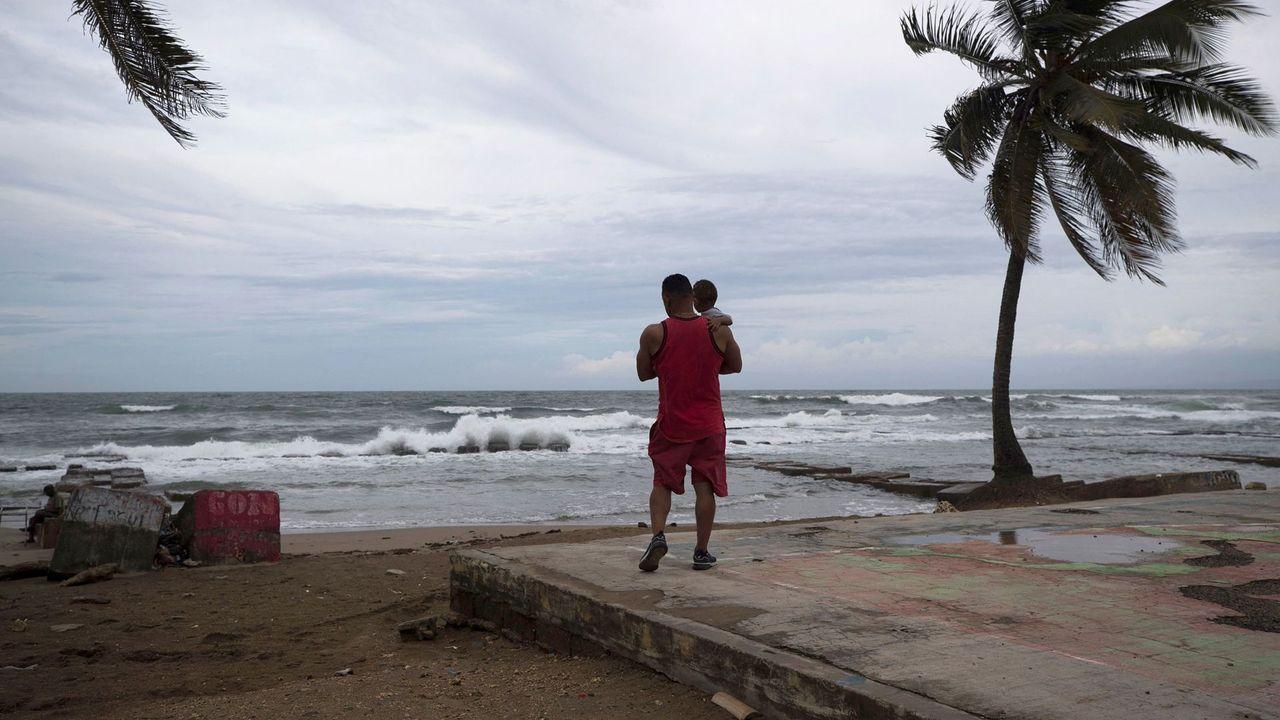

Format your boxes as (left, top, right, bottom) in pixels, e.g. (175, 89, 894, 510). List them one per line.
(0, 519, 817, 719)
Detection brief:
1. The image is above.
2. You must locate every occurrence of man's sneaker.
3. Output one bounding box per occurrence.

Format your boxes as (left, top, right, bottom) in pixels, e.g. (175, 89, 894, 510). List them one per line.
(638, 533, 667, 572)
(692, 548, 717, 570)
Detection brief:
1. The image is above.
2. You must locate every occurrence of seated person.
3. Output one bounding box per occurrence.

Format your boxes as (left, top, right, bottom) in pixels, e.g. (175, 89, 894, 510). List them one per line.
(24, 485, 64, 543)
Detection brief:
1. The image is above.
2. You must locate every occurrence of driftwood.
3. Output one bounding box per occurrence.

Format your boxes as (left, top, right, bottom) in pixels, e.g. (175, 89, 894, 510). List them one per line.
(59, 563, 119, 587)
(711, 692, 762, 720)
(0, 561, 49, 582)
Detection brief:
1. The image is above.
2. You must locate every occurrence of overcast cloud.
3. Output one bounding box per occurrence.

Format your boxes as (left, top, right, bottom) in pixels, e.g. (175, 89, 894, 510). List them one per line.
(1, 0, 1278, 391)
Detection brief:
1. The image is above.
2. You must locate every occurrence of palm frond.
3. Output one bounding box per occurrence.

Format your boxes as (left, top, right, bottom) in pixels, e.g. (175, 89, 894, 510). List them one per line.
(1023, 4, 1113, 52)
(1074, 0, 1263, 66)
(929, 85, 1019, 179)
(73, 0, 225, 147)
(1070, 128, 1182, 282)
(1108, 63, 1279, 136)
(1050, 75, 1148, 129)
(901, 5, 1019, 80)
(1123, 111, 1257, 165)
(1041, 153, 1113, 278)
(985, 101, 1047, 258)
(988, 0, 1042, 46)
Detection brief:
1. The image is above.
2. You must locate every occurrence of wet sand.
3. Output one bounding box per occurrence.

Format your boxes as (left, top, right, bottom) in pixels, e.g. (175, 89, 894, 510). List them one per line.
(0, 518, 826, 719)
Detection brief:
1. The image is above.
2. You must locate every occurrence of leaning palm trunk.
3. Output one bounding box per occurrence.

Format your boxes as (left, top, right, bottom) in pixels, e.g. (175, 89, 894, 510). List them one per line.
(991, 250, 1033, 481)
(902, 0, 1276, 497)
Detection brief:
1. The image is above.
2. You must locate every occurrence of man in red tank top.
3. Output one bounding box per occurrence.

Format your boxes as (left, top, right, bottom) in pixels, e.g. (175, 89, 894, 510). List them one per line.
(635, 274, 742, 572)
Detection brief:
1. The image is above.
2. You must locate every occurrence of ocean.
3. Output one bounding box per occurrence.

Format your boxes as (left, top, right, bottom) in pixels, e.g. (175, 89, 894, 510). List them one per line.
(1, 390, 1277, 531)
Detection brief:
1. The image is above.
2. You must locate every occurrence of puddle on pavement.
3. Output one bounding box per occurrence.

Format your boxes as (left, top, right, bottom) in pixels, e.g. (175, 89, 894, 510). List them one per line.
(890, 528, 1184, 564)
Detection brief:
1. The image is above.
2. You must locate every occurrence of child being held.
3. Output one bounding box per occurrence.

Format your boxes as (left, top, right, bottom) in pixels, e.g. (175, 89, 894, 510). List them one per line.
(693, 279, 733, 327)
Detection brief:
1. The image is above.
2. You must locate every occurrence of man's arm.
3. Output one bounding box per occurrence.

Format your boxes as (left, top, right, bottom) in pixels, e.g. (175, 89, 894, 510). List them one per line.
(712, 324, 742, 375)
(705, 313, 733, 331)
(636, 323, 663, 381)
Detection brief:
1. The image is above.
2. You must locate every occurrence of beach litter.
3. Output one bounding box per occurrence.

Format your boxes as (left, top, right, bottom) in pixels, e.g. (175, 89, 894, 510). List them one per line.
(50, 623, 83, 633)
(0, 561, 50, 582)
(60, 563, 119, 587)
(711, 691, 762, 720)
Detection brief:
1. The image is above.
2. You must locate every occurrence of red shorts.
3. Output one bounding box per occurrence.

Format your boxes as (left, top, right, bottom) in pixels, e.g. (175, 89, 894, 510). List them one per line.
(648, 425, 728, 497)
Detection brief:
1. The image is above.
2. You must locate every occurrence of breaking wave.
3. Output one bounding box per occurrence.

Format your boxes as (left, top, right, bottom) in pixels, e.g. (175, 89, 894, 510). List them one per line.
(839, 393, 944, 406)
(76, 411, 651, 460)
(120, 404, 178, 413)
(433, 405, 513, 415)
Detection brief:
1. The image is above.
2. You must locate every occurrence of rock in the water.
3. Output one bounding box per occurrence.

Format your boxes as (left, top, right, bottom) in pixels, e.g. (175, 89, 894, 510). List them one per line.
(486, 440, 511, 452)
(729, 439, 747, 446)
(0, 466, 17, 473)
(547, 442, 570, 452)
(456, 445, 480, 454)
(24, 464, 58, 471)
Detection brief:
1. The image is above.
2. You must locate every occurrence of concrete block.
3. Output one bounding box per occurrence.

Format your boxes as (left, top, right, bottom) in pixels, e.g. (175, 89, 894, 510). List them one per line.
(175, 490, 280, 564)
(39, 518, 62, 549)
(50, 487, 167, 576)
(1065, 470, 1240, 501)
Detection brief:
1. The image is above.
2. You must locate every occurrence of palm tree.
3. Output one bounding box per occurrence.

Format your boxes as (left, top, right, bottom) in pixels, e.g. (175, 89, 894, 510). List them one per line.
(901, 0, 1276, 492)
(73, 0, 224, 147)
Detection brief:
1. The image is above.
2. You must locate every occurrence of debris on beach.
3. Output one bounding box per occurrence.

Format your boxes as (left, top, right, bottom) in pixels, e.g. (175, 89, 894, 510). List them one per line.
(1245, 482, 1268, 490)
(59, 563, 119, 587)
(933, 500, 958, 513)
(385, 568, 406, 576)
(57, 464, 147, 491)
(0, 561, 50, 582)
(710, 691, 762, 720)
(50, 486, 166, 577)
(174, 489, 281, 565)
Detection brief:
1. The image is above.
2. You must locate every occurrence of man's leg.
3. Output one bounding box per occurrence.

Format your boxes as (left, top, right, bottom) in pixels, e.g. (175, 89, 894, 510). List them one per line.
(649, 485, 672, 536)
(692, 480, 716, 552)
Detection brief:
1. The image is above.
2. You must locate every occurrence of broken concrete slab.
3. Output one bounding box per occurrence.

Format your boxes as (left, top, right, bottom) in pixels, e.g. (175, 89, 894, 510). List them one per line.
(174, 490, 280, 564)
(1199, 454, 1280, 468)
(451, 491, 1280, 720)
(50, 488, 165, 577)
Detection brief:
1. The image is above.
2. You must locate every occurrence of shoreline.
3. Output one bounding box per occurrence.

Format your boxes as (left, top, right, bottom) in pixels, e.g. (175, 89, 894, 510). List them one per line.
(4, 513, 875, 563)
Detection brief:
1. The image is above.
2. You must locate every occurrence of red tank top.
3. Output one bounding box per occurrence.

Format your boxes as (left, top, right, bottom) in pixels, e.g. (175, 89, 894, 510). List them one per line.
(652, 316, 725, 442)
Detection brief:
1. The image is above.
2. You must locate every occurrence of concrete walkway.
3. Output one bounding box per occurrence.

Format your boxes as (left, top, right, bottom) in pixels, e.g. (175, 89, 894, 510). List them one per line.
(452, 491, 1280, 720)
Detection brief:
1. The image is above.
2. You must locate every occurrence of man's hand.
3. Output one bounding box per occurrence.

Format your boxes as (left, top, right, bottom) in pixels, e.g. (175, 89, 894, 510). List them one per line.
(636, 323, 663, 382)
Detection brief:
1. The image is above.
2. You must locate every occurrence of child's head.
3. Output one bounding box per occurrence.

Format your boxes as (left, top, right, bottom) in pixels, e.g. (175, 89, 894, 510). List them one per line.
(692, 279, 718, 313)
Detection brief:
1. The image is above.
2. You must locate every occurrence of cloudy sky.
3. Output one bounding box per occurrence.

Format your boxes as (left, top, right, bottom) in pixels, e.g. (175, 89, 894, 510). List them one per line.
(1, 1, 1278, 392)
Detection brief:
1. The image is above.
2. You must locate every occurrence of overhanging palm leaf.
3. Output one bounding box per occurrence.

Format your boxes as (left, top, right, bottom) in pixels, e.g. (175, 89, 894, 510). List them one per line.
(901, 0, 1276, 486)
(73, 0, 225, 147)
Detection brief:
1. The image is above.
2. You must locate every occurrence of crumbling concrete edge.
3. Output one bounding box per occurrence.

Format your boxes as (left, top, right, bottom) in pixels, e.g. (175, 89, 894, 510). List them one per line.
(450, 549, 980, 720)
